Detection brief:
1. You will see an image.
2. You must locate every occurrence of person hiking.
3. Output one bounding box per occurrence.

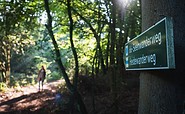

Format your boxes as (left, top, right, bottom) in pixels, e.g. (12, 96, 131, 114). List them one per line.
(37, 66, 46, 91)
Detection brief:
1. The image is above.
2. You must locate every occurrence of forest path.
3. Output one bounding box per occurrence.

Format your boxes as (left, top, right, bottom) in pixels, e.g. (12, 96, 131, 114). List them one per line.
(0, 79, 65, 113)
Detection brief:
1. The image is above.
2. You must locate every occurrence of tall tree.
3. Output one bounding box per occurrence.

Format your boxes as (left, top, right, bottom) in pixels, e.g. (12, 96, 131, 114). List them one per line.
(44, 0, 87, 113)
(71, 4, 106, 75)
(139, 0, 185, 114)
(109, 0, 118, 113)
(0, 0, 39, 85)
(67, 0, 79, 91)
(44, 0, 73, 91)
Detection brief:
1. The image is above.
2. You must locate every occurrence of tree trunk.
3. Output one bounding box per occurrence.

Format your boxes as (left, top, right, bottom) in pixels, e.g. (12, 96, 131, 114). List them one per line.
(139, 0, 185, 114)
(105, 32, 110, 70)
(44, 0, 73, 91)
(91, 51, 96, 114)
(110, 0, 118, 113)
(3, 4, 11, 86)
(0, 49, 7, 83)
(0, 69, 6, 82)
(104, 0, 111, 71)
(67, 0, 78, 91)
(67, 0, 86, 113)
(5, 46, 11, 86)
(44, 0, 87, 113)
(72, 8, 106, 75)
(116, 5, 126, 86)
(109, 0, 116, 91)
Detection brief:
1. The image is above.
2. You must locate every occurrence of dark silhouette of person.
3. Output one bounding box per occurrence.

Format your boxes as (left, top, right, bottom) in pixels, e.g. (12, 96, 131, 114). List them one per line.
(37, 66, 46, 91)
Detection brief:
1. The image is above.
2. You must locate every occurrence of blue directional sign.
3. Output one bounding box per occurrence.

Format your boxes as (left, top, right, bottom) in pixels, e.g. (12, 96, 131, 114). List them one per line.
(124, 17, 175, 70)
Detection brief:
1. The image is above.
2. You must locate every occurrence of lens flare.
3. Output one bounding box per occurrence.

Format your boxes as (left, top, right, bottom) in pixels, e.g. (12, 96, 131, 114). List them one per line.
(117, 0, 133, 7)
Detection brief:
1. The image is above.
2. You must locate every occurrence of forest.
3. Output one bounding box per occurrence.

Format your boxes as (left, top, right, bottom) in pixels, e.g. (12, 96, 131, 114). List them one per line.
(0, 0, 142, 113)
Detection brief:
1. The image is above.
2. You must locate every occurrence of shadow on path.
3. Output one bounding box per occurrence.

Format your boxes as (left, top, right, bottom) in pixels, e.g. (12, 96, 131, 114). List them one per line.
(0, 95, 29, 106)
(0, 89, 58, 114)
(0, 80, 66, 114)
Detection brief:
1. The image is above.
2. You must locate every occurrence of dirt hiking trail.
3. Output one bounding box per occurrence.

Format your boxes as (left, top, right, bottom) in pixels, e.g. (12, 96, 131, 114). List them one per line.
(0, 80, 65, 114)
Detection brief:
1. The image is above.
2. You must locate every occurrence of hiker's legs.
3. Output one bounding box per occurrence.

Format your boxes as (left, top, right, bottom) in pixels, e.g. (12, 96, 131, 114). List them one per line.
(39, 81, 40, 91)
(41, 79, 44, 90)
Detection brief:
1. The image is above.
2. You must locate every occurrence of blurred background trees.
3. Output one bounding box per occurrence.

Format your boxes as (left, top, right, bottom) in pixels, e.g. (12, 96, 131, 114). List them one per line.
(0, 0, 141, 113)
(0, 0, 141, 87)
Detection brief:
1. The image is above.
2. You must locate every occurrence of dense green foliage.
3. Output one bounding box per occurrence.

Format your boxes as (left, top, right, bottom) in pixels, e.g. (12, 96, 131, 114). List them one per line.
(0, 0, 141, 92)
(0, 0, 141, 113)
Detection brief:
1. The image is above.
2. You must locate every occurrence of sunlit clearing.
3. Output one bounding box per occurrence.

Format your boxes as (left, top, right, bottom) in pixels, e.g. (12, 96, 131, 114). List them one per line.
(117, 0, 133, 7)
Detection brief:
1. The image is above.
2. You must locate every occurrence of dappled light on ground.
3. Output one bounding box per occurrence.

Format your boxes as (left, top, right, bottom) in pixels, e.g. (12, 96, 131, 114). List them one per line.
(0, 80, 65, 113)
(0, 76, 139, 114)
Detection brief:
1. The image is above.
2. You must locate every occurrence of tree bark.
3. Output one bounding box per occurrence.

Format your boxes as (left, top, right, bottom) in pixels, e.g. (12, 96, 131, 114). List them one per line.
(91, 50, 97, 114)
(5, 46, 11, 86)
(67, 1, 87, 114)
(139, 0, 185, 114)
(44, 0, 87, 113)
(3, 4, 11, 85)
(116, 5, 126, 85)
(110, 1, 116, 67)
(110, 0, 118, 113)
(44, 0, 73, 91)
(0, 59, 6, 82)
(105, 32, 110, 70)
(67, 0, 79, 91)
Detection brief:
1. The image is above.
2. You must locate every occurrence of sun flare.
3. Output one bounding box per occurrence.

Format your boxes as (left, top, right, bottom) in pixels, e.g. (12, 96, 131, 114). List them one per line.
(117, 0, 133, 7)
